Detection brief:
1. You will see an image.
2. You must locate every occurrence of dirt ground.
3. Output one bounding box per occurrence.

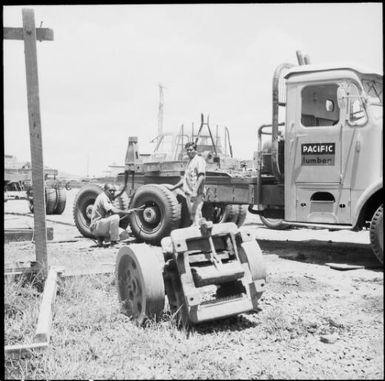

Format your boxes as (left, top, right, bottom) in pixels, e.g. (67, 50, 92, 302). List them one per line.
(4, 189, 384, 379)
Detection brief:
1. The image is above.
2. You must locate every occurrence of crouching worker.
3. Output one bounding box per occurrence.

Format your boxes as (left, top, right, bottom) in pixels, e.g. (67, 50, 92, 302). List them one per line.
(90, 184, 133, 247)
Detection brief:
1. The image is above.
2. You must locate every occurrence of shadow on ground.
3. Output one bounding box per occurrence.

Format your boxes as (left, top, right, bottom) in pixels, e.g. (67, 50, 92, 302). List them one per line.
(257, 238, 383, 271)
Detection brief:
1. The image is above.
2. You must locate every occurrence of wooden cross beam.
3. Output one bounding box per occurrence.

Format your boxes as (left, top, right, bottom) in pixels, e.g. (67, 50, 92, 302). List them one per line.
(3, 8, 54, 277)
(3, 26, 54, 41)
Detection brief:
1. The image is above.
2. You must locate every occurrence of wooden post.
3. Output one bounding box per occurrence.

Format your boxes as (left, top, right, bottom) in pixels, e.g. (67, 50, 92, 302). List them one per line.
(23, 9, 48, 276)
(3, 9, 54, 277)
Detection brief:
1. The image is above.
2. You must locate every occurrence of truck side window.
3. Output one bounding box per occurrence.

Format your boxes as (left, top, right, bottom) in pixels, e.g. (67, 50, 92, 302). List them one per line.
(301, 84, 340, 127)
(347, 82, 368, 126)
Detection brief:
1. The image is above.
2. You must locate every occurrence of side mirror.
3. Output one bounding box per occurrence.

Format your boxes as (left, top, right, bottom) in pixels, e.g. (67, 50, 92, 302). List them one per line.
(361, 93, 368, 108)
(337, 86, 347, 110)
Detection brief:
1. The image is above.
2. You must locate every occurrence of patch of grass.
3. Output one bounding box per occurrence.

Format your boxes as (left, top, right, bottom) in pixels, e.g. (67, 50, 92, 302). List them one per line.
(5, 273, 246, 379)
(4, 274, 42, 347)
(5, 271, 382, 379)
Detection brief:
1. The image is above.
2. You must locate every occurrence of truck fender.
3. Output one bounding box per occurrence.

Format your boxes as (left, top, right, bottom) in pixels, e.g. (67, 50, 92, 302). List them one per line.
(352, 180, 383, 228)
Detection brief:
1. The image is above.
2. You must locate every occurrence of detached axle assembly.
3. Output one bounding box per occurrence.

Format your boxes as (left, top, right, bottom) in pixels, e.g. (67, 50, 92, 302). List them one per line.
(115, 221, 266, 326)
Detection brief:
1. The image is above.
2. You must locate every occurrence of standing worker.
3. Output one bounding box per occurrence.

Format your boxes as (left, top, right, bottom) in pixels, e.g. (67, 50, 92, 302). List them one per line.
(90, 184, 134, 247)
(170, 142, 206, 226)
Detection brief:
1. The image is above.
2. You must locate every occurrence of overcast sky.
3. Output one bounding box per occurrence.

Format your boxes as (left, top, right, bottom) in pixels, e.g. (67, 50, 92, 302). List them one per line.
(3, 3, 383, 177)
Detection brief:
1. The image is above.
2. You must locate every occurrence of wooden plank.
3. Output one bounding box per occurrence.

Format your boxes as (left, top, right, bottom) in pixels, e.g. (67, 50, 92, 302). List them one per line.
(3, 27, 54, 41)
(4, 227, 54, 243)
(4, 263, 39, 280)
(22, 9, 48, 276)
(34, 267, 62, 343)
(4, 342, 48, 358)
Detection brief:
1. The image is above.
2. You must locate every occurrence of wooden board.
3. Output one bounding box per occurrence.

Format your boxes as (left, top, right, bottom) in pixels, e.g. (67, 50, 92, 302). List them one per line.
(4, 227, 54, 243)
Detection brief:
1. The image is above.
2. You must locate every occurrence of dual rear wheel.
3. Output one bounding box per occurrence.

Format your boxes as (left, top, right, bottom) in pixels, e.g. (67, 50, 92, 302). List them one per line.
(73, 183, 250, 244)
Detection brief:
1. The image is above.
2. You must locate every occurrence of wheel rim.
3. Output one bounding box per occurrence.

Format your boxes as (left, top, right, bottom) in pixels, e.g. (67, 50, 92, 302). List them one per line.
(118, 254, 145, 321)
(85, 204, 93, 219)
(142, 205, 161, 225)
(133, 200, 163, 234)
(77, 200, 95, 227)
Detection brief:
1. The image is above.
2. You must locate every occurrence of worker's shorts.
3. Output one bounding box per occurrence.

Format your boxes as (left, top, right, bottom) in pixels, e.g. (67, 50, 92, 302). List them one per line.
(91, 214, 120, 241)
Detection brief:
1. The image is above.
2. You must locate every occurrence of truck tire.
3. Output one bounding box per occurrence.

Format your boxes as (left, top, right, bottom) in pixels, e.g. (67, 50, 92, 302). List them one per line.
(113, 192, 131, 230)
(202, 203, 227, 224)
(45, 188, 57, 215)
(260, 216, 290, 230)
(73, 184, 103, 238)
(237, 205, 248, 227)
(128, 184, 181, 245)
(370, 204, 383, 264)
(202, 203, 247, 227)
(54, 187, 67, 215)
(223, 204, 239, 223)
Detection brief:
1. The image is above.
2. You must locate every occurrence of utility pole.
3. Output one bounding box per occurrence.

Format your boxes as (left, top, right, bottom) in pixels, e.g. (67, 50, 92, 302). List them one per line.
(158, 83, 164, 137)
(3, 8, 54, 277)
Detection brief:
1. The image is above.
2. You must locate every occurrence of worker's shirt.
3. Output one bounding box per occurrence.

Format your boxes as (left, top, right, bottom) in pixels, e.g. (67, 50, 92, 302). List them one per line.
(183, 154, 206, 195)
(90, 192, 113, 227)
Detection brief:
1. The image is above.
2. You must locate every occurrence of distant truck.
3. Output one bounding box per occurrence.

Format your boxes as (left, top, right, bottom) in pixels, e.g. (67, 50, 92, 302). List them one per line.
(4, 180, 27, 202)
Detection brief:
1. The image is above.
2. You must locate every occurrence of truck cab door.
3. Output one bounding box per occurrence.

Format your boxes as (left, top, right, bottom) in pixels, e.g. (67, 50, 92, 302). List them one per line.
(285, 80, 355, 224)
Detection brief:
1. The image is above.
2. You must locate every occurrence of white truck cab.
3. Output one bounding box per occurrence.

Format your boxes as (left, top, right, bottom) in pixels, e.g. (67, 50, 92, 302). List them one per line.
(282, 64, 382, 261)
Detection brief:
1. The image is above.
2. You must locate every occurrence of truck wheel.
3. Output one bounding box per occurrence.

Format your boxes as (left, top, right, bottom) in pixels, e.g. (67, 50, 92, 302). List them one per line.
(223, 204, 239, 223)
(129, 184, 181, 245)
(113, 192, 131, 230)
(73, 184, 103, 238)
(237, 205, 248, 227)
(115, 244, 165, 325)
(28, 200, 34, 213)
(370, 205, 383, 264)
(260, 216, 290, 230)
(202, 203, 227, 224)
(45, 188, 57, 215)
(202, 203, 247, 227)
(54, 187, 67, 215)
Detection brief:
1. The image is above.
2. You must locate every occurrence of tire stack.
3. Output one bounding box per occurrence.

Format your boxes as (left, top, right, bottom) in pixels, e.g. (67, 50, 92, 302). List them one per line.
(28, 184, 67, 215)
